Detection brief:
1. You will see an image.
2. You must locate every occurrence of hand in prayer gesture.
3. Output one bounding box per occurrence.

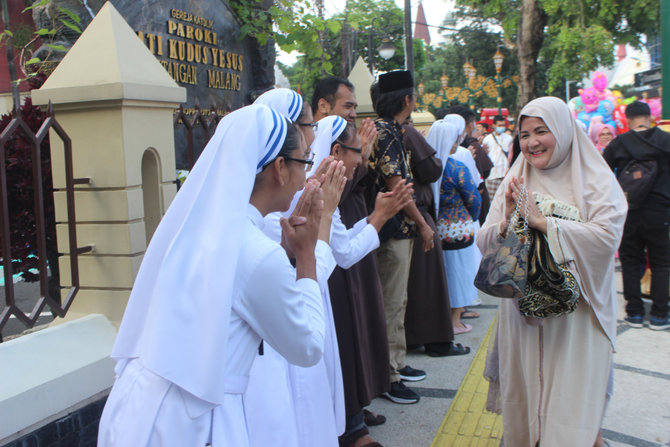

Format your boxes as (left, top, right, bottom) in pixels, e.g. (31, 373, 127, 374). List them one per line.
(318, 159, 347, 217)
(509, 177, 547, 234)
(501, 176, 547, 236)
(281, 179, 323, 278)
(309, 156, 334, 183)
(367, 179, 414, 232)
(357, 118, 377, 163)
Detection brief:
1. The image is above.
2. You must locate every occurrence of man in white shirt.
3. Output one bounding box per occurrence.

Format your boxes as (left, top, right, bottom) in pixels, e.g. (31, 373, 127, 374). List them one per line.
(482, 115, 512, 200)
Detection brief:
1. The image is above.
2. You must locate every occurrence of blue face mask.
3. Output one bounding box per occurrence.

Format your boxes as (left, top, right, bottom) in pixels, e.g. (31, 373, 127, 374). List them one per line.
(496, 126, 506, 134)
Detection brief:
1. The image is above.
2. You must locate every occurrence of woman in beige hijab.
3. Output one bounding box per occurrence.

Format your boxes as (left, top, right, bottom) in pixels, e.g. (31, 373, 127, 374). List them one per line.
(477, 97, 627, 446)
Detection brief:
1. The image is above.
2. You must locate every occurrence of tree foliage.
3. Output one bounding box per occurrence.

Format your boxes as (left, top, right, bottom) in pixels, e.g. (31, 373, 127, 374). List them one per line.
(231, 0, 426, 101)
(455, 0, 660, 93)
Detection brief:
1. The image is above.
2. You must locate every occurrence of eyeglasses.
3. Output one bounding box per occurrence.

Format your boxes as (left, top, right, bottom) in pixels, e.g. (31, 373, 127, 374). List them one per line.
(334, 139, 362, 153)
(284, 152, 315, 171)
(297, 122, 318, 131)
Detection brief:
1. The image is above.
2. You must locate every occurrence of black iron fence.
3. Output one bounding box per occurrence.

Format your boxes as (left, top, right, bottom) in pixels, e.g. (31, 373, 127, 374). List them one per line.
(0, 101, 92, 340)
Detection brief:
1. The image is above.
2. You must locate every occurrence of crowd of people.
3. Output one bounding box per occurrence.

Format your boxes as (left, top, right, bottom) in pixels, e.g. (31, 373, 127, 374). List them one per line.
(95, 66, 669, 447)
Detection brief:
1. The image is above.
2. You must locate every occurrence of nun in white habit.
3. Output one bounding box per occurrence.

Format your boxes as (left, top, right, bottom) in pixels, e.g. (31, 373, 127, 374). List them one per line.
(98, 104, 328, 447)
(246, 115, 359, 447)
(247, 110, 409, 446)
(245, 89, 339, 447)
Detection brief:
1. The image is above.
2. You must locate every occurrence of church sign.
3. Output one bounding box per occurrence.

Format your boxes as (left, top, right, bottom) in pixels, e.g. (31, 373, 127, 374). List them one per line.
(34, 0, 273, 168)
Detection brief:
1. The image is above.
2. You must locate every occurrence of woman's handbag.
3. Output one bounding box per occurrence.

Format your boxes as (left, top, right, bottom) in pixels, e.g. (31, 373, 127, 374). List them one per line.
(518, 230, 581, 318)
(436, 218, 476, 250)
(473, 184, 531, 298)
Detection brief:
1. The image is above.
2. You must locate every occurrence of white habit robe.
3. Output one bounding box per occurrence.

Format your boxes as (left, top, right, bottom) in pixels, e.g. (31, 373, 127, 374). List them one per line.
(99, 205, 326, 447)
(245, 208, 380, 447)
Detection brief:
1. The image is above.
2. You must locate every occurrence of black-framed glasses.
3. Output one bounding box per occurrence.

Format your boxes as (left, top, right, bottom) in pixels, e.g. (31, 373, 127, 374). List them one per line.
(284, 152, 315, 171)
(297, 122, 318, 131)
(334, 139, 362, 153)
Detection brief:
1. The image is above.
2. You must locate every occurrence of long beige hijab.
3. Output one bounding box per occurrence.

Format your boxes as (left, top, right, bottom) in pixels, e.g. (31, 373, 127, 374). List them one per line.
(479, 96, 627, 346)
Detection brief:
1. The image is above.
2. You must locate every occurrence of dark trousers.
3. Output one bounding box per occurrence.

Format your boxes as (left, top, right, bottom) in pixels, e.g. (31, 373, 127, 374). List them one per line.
(340, 410, 367, 445)
(619, 208, 670, 319)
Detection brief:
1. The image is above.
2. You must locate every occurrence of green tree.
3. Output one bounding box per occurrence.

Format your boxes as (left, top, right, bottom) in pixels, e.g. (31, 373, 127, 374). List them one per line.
(232, 0, 426, 101)
(280, 0, 426, 100)
(455, 0, 660, 110)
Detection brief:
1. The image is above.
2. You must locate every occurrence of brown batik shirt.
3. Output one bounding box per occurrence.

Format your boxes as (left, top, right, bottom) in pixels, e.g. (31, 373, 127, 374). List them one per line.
(368, 117, 416, 240)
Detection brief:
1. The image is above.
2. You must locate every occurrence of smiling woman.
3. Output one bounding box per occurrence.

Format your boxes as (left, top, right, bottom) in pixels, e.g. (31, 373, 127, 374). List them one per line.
(477, 97, 628, 446)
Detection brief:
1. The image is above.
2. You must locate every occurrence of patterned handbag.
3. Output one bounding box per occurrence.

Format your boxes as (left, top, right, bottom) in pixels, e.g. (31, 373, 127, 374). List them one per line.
(518, 229, 581, 318)
(474, 184, 531, 299)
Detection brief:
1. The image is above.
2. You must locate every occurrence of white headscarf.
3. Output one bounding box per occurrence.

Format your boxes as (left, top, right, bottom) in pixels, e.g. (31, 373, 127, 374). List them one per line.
(255, 88, 306, 242)
(442, 114, 466, 142)
(112, 105, 288, 405)
(255, 88, 304, 123)
(480, 96, 627, 345)
(442, 114, 482, 187)
(309, 115, 347, 177)
(283, 115, 347, 219)
(426, 118, 463, 220)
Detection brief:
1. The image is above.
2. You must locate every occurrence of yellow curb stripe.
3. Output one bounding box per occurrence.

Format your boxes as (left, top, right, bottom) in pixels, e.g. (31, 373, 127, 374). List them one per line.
(431, 315, 503, 447)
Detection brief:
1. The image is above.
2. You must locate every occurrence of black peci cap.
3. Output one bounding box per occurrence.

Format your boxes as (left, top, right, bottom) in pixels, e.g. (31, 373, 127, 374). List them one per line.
(378, 70, 414, 94)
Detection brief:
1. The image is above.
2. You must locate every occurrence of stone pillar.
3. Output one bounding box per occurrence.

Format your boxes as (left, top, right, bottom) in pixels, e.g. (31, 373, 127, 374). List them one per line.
(32, 2, 186, 325)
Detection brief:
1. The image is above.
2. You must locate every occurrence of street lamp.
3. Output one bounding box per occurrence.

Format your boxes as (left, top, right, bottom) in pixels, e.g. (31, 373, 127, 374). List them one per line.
(378, 37, 396, 61)
(440, 73, 449, 90)
(417, 47, 517, 113)
(493, 48, 504, 73)
(366, 18, 395, 75)
(462, 60, 477, 80)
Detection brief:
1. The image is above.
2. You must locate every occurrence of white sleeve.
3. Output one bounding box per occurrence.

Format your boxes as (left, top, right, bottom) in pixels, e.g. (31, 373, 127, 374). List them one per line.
(351, 216, 370, 236)
(315, 240, 337, 288)
(235, 247, 325, 367)
(329, 211, 380, 269)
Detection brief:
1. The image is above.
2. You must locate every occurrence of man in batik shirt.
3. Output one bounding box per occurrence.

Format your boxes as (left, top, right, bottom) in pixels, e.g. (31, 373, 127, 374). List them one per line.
(366, 71, 434, 404)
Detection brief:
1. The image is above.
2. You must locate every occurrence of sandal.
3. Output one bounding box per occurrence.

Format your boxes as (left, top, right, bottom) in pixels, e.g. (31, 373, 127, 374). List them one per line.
(461, 308, 480, 319)
(453, 323, 472, 335)
(444, 343, 470, 356)
(424, 342, 471, 357)
(363, 409, 386, 426)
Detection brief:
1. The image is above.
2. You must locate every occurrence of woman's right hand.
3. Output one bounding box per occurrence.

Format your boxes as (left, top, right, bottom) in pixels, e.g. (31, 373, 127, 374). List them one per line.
(308, 156, 334, 183)
(281, 179, 323, 259)
(503, 177, 517, 223)
(319, 159, 346, 217)
(500, 177, 518, 236)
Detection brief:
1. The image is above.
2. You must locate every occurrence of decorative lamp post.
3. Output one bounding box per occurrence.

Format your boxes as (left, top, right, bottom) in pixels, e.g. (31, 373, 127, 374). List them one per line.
(440, 73, 449, 90)
(493, 48, 505, 114)
(462, 60, 477, 80)
(416, 47, 517, 114)
(462, 61, 477, 108)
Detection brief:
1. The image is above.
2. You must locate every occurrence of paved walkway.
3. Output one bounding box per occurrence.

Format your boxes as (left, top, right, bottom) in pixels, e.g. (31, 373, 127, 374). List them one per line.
(366, 269, 670, 446)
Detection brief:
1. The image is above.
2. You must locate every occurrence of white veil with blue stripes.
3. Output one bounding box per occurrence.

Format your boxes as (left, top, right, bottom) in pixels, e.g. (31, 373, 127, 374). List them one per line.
(111, 105, 287, 405)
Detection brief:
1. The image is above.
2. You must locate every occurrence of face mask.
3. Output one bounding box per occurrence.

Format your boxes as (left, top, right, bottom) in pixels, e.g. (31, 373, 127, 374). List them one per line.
(496, 126, 506, 134)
